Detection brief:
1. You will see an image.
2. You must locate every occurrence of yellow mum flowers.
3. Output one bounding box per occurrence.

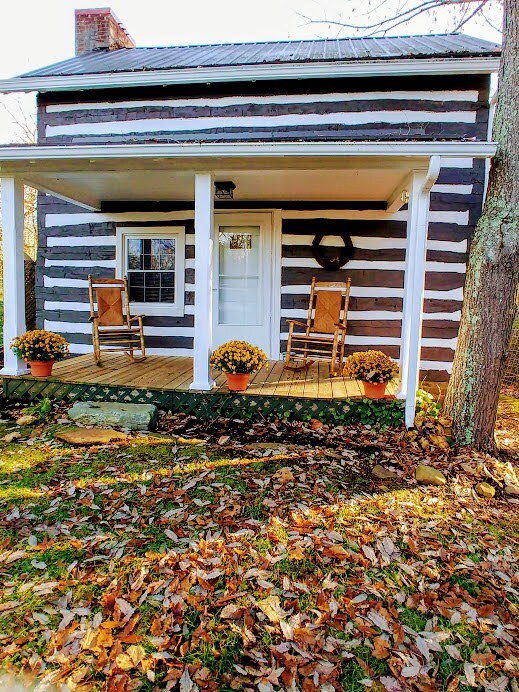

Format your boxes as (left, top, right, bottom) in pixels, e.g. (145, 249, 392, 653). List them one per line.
(343, 350, 399, 384)
(210, 340, 268, 374)
(11, 330, 70, 363)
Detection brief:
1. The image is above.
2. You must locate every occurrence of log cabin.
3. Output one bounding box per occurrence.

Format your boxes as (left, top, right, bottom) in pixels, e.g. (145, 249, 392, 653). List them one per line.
(0, 8, 500, 425)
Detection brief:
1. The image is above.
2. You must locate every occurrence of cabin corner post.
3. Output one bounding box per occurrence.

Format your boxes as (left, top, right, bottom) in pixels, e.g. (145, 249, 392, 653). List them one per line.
(0, 177, 29, 376)
(190, 172, 215, 391)
(401, 157, 441, 427)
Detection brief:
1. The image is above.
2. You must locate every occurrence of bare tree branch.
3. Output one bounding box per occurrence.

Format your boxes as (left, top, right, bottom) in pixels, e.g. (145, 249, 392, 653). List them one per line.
(302, 0, 502, 37)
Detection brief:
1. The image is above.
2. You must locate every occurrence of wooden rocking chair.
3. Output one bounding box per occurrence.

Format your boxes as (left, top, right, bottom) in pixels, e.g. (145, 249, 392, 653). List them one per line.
(285, 277, 351, 377)
(88, 275, 146, 366)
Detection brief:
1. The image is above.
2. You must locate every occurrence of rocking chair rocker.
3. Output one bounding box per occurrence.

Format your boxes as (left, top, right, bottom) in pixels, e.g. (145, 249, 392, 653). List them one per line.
(284, 277, 351, 377)
(88, 275, 146, 366)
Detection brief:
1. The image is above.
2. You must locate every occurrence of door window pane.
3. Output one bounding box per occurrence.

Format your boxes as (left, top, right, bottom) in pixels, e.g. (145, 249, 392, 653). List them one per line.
(218, 226, 261, 325)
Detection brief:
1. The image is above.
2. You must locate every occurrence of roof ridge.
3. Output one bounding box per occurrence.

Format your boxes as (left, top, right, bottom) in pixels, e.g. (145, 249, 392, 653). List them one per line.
(132, 31, 490, 52)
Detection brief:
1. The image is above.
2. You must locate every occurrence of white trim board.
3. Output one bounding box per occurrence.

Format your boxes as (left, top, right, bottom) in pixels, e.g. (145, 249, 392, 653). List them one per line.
(0, 141, 497, 163)
(0, 56, 500, 93)
(115, 225, 186, 317)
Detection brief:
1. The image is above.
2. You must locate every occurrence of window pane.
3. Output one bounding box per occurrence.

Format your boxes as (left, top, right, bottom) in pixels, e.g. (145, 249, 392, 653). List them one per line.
(127, 238, 142, 269)
(126, 235, 178, 304)
(218, 226, 261, 325)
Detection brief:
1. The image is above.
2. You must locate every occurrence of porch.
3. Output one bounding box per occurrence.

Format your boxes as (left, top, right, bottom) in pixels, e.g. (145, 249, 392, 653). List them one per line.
(0, 141, 496, 426)
(2, 353, 401, 422)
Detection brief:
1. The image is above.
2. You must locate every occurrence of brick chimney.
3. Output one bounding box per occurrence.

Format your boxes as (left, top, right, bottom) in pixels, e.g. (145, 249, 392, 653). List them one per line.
(75, 8, 135, 55)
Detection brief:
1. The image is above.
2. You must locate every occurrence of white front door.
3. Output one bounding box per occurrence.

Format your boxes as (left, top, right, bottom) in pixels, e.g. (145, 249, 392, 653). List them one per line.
(213, 213, 273, 356)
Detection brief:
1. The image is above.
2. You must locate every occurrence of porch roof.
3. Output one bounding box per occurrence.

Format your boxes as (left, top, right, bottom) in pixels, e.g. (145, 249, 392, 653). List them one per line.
(0, 140, 497, 211)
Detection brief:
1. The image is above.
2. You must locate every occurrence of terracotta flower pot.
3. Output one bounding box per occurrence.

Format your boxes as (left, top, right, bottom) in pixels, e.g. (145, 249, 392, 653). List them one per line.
(362, 381, 387, 398)
(29, 360, 55, 377)
(226, 373, 250, 392)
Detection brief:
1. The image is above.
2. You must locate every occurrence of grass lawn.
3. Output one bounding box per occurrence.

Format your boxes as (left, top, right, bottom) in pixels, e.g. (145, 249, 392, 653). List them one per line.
(0, 413, 518, 691)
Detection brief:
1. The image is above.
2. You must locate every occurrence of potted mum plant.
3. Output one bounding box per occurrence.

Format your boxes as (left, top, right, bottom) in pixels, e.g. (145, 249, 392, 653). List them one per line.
(11, 330, 69, 377)
(343, 350, 399, 399)
(210, 340, 268, 392)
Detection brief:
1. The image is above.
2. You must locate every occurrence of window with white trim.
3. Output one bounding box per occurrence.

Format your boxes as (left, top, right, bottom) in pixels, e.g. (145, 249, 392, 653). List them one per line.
(116, 227, 185, 316)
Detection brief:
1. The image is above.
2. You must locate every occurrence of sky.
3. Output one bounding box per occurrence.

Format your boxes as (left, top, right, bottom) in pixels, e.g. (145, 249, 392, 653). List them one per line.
(0, 0, 502, 144)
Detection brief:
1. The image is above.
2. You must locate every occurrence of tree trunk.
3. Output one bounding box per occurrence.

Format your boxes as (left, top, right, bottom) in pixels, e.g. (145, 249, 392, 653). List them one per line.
(444, 0, 519, 451)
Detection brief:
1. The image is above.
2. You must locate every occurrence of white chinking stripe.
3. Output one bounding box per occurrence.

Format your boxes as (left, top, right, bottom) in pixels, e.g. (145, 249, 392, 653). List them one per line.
(46, 233, 195, 247)
(280, 285, 464, 300)
(440, 158, 474, 168)
(46, 90, 480, 113)
(45, 110, 476, 138)
(282, 210, 469, 223)
(282, 235, 468, 253)
(279, 333, 457, 349)
(280, 309, 461, 321)
(432, 184, 473, 194)
(45, 259, 116, 268)
(46, 235, 116, 247)
(44, 258, 193, 271)
(68, 343, 193, 356)
(44, 320, 194, 336)
(44, 300, 195, 315)
(281, 258, 467, 273)
(421, 361, 454, 372)
(45, 211, 196, 227)
(46, 209, 470, 227)
(45, 209, 469, 228)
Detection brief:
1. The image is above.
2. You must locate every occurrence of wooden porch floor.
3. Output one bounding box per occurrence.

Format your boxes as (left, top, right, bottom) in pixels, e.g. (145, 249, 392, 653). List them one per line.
(26, 353, 400, 400)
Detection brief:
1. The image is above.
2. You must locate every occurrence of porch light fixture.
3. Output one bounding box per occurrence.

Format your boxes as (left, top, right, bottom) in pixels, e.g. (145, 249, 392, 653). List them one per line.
(214, 180, 236, 200)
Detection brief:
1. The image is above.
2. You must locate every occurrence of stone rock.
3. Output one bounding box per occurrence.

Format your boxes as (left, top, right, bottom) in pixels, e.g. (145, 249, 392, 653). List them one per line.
(505, 484, 519, 496)
(415, 464, 447, 486)
(372, 465, 398, 480)
(56, 428, 128, 445)
(16, 414, 37, 426)
(68, 402, 158, 431)
(475, 482, 495, 498)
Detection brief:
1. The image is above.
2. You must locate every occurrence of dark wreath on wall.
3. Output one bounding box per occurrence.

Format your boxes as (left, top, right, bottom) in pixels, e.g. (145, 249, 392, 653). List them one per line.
(311, 231, 355, 271)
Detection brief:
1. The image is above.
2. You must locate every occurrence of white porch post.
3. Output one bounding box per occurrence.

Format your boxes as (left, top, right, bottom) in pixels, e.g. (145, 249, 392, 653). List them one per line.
(1, 177, 29, 375)
(190, 172, 215, 390)
(400, 157, 441, 427)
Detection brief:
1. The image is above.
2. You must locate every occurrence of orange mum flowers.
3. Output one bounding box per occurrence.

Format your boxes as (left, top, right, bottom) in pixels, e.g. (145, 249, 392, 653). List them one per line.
(343, 350, 399, 384)
(210, 340, 268, 374)
(11, 330, 69, 363)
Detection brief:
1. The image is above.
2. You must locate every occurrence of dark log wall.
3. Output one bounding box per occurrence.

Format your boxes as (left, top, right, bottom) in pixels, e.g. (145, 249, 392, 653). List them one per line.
(37, 75, 489, 144)
(36, 74, 490, 379)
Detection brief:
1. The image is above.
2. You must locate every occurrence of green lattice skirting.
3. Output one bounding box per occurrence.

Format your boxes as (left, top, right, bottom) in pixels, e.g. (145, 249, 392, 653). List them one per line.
(2, 377, 404, 425)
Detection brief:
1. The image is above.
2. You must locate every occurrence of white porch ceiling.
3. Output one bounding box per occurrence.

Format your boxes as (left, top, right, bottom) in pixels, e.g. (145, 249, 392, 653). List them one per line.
(0, 141, 496, 210)
(21, 168, 408, 207)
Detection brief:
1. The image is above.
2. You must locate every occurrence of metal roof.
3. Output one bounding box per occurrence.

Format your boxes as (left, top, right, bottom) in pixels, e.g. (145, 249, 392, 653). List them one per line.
(21, 33, 500, 78)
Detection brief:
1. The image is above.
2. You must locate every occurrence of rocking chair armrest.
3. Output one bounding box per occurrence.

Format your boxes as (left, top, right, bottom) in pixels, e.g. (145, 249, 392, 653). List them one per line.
(89, 314, 99, 323)
(128, 314, 145, 322)
(286, 319, 308, 328)
(334, 322, 348, 330)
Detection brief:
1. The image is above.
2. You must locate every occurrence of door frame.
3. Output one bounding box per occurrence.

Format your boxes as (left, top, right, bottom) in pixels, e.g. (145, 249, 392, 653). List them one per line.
(213, 211, 281, 360)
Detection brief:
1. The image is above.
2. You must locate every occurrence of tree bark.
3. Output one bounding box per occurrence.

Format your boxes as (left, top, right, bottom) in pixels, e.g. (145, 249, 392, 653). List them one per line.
(444, 0, 519, 451)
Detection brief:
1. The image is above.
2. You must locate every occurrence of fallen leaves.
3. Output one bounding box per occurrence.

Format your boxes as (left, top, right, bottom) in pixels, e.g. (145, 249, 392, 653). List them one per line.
(0, 408, 518, 690)
(256, 595, 289, 623)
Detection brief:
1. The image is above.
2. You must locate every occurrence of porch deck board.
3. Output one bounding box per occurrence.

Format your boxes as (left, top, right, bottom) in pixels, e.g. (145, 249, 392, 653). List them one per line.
(5, 353, 400, 402)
